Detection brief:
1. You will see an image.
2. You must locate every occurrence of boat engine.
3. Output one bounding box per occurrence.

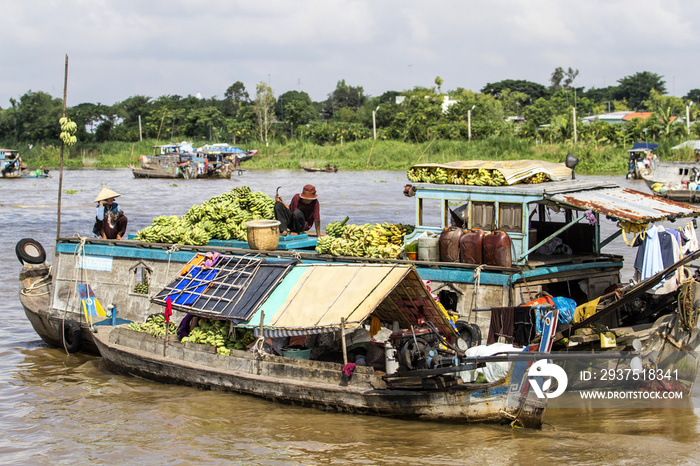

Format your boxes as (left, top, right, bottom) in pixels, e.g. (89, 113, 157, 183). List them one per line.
(390, 325, 457, 371)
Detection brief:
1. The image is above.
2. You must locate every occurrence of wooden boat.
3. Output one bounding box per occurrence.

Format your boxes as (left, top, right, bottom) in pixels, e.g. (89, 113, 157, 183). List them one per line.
(626, 142, 659, 179)
(16, 160, 700, 410)
(302, 164, 338, 173)
(1, 146, 48, 179)
(88, 258, 552, 427)
(197, 143, 258, 163)
(641, 160, 700, 203)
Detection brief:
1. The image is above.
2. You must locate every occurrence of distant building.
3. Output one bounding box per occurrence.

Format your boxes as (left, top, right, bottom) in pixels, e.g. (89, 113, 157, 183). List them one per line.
(582, 111, 677, 124)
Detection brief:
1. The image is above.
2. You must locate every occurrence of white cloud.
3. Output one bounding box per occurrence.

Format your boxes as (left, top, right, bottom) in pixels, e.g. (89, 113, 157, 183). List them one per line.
(1, 0, 700, 108)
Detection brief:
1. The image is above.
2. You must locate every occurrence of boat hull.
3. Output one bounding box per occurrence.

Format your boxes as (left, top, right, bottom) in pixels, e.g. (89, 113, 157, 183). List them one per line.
(93, 325, 546, 427)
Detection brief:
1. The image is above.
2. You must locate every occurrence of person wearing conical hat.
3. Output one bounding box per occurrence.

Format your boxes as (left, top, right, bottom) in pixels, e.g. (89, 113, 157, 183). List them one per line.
(274, 184, 321, 236)
(92, 187, 128, 240)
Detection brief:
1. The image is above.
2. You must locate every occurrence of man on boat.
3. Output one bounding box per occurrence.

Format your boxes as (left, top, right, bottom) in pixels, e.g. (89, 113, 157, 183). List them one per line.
(92, 187, 128, 240)
(274, 184, 321, 236)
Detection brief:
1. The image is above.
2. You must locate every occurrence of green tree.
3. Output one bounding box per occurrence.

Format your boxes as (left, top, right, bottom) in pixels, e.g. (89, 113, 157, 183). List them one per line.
(7, 91, 63, 142)
(223, 81, 249, 117)
(615, 71, 667, 110)
(481, 79, 548, 103)
(322, 80, 366, 121)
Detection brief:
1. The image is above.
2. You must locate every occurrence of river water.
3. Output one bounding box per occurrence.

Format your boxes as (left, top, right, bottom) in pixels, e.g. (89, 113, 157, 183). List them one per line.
(1, 168, 699, 464)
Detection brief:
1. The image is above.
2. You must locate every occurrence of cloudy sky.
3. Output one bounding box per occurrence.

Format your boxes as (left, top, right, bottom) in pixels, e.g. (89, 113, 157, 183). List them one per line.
(1, 0, 698, 107)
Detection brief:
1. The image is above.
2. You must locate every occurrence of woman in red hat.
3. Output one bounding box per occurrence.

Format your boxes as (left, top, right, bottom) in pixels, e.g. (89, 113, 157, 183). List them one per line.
(274, 184, 321, 236)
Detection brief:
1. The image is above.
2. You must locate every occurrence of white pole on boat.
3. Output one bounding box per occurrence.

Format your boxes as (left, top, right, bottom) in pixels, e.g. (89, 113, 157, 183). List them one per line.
(56, 54, 68, 242)
(257, 311, 264, 375)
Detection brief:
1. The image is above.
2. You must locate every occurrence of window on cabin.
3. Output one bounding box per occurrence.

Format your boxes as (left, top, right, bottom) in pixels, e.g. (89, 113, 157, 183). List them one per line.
(472, 202, 495, 230)
(499, 203, 523, 233)
(132, 266, 151, 295)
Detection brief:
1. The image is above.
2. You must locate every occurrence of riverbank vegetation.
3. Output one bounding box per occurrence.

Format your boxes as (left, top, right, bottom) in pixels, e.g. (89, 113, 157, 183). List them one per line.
(2, 68, 699, 174)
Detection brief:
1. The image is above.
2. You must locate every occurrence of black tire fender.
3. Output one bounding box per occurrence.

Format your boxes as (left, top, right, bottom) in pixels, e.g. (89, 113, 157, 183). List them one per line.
(455, 320, 481, 350)
(15, 238, 46, 265)
(62, 320, 83, 353)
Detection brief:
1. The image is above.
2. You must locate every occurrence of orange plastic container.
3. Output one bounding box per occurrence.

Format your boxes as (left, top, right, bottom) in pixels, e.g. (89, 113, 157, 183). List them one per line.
(459, 229, 485, 264)
(439, 227, 462, 263)
(482, 230, 512, 267)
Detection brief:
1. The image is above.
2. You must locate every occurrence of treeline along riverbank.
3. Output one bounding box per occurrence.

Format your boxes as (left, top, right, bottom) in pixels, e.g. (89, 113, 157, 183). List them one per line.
(16, 137, 700, 175)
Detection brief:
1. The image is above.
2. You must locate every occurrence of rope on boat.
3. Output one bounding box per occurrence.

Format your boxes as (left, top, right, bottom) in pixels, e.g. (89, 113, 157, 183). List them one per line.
(20, 265, 53, 296)
(678, 278, 699, 331)
(470, 264, 485, 312)
(60, 235, 89, 354)
(498, 409, 524, 429)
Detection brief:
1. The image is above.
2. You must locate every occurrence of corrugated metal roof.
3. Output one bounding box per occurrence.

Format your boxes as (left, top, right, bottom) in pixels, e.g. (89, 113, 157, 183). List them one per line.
(548, 187, 700, 223)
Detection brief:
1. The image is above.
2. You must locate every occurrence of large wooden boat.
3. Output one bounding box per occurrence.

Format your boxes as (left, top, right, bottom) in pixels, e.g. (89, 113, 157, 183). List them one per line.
(16, 160, 700, 414)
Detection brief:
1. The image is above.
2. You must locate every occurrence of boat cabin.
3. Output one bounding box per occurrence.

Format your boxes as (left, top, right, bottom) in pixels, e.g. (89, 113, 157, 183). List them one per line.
(402, 160, 700, 330)
(0, 148, 21, 176)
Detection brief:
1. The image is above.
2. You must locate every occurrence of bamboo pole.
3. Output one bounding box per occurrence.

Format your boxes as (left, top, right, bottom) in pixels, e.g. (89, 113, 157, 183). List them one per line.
(56, 54, 68, 242)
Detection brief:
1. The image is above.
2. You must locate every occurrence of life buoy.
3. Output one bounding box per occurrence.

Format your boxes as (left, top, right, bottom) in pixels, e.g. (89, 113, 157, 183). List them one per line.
(455, 320, 481, 350)
(15, 238, 46, 265)
(62, 319, 83, 353)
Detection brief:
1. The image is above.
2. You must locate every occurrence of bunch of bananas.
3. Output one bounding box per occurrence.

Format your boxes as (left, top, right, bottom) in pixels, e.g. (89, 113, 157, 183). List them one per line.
(180, 317, 256, 356)
(316, 222, 414, 259)
(59, 117, 78, 147)
(522, 172, 549, 184)
(408, 167, 512, 186)
(325, 216, 349, 237)
(127, 314, 177, 337)
(133, 283, 149, 294)
(136, 186, 275, 245)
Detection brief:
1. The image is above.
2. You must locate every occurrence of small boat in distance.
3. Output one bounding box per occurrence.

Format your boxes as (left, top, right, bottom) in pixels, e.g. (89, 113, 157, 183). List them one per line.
(1, 145, 49, 178)
(301, 162, 338, 173)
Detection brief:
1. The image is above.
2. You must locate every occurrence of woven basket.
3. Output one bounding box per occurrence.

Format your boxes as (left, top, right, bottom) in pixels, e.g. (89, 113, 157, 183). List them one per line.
(245, 219, 281, 251)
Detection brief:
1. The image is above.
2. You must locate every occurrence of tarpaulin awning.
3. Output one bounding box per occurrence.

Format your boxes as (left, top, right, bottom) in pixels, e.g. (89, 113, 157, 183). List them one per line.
(410, 160, 572, 185)
(547, 186, 700, 224)
(628, 142, 659, 152)
(672, 140, 700, 151)
(245, 263, 455, 338)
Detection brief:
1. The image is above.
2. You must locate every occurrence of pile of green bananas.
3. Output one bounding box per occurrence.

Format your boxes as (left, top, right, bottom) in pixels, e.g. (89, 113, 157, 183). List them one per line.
(133, 283, 149, 294)
(127, 314, 177, 337)
(317, 221, 414, 259)
(180, 317, 256, 356)
(407, 167, 544, 186)
(59, 117, 78, 147)
(325, 216, 349, 237)
(136, 186, 276, 245)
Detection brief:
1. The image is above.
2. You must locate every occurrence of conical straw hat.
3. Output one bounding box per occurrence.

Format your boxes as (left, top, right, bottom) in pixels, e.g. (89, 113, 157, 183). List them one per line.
(93, 187, 121, 202)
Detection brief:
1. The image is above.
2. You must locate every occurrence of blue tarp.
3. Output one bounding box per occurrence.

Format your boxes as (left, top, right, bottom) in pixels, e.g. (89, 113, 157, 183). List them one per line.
(629, 142, 659, 152)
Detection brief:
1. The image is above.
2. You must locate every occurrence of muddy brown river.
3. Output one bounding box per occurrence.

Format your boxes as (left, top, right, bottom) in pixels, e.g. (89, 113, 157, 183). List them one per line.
(1, 168, 699, 464)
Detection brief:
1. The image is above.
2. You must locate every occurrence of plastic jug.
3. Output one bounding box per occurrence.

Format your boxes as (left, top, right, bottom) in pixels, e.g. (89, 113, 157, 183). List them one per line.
(439, 227, 462, 263)
(482, 230, 512, 267)
(459, 229, 484, 264)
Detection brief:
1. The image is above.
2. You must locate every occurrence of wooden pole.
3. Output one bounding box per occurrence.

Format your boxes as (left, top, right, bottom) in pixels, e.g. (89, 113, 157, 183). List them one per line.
(257, 311, 265, 375)
(341, 317, 348, 366)
(56, 54, 68, 242)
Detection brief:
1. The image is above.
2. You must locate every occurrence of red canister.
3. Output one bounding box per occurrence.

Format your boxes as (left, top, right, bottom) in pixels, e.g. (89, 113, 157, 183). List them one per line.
(459, 229, 485, 264)
(439, 227, 462, 262)
(482, 230, 512, 267)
